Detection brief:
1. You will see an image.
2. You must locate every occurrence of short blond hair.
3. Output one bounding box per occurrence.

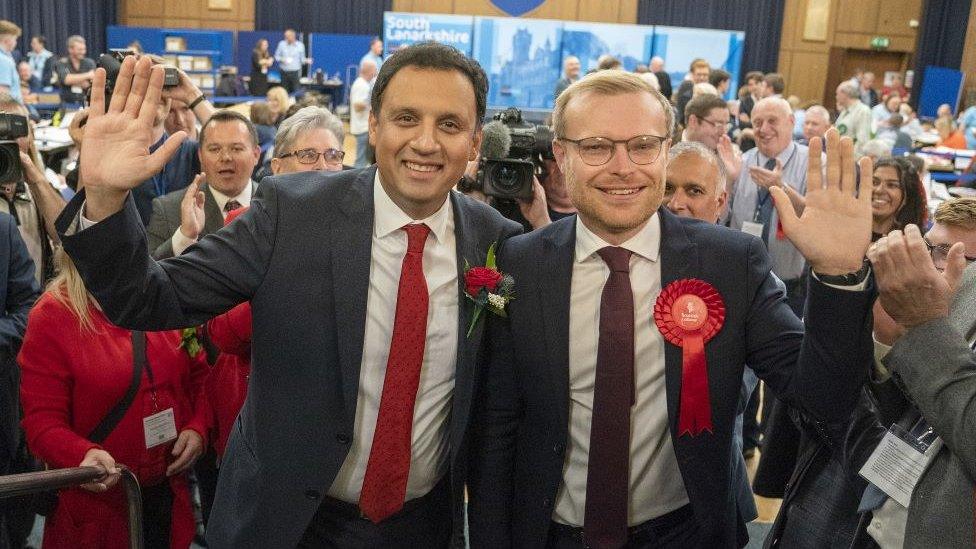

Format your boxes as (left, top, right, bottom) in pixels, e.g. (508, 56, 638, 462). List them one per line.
(934, 197, 976, 230)
(0, 20, 21, 38)
(552, 70, 674, 139)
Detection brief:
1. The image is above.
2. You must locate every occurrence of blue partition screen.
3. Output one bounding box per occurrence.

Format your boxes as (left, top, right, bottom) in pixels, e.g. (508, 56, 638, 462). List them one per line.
(917, 66, 964, 118)
(652, 26, 744, 101)
(560, 22, 655, 73)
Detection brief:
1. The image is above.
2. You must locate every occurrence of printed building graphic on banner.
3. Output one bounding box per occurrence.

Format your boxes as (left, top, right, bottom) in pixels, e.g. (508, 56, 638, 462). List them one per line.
(561, 22, 655, 73)
(383, 12, 474, 56)
(474, 17, 563, 110)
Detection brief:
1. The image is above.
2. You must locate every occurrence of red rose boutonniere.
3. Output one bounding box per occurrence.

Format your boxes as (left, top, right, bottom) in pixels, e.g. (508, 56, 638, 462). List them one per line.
(464, 242, 514, 337)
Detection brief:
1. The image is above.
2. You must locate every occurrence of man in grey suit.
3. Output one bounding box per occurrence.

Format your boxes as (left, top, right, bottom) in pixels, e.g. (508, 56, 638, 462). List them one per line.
(146, 110, 260, 260)
(54, 45, 521, 548)
(854, 198, 976, 547)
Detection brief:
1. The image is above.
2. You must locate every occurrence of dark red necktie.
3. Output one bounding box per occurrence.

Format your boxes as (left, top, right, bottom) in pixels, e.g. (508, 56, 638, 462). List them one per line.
(584, 246, 635, 549)
(359, 223, 431, 523)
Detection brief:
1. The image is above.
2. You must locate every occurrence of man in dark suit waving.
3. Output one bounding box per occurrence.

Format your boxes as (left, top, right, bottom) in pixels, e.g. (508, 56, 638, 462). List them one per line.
(54, 45, 520, 548)
(468, 70, 876, 548)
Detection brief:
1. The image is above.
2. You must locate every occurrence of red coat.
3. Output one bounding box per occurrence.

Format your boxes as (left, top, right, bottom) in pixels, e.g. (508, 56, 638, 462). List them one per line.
(19, 293, 210, 549)
(205, 302, 252, 457)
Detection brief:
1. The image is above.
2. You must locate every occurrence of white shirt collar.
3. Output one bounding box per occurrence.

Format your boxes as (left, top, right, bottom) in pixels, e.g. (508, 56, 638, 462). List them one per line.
(373, 171, 452, 244)
(208, 181, 254, 214)
(574, 212, 661, 264)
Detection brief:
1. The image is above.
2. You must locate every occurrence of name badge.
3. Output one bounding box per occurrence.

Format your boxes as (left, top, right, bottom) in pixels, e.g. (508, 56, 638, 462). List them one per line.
(858, 425, 942, 507)
(741, 221, 764, 238)
(70, 86, 83, 94)
(143, 407, 178, 449)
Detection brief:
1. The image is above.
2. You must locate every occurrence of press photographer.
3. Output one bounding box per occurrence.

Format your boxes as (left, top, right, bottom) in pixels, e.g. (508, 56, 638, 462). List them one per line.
(458, 107, 575, 231)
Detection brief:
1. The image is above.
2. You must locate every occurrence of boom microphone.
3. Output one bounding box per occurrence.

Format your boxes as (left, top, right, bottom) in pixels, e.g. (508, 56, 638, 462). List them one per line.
(480, 121, 511, 160)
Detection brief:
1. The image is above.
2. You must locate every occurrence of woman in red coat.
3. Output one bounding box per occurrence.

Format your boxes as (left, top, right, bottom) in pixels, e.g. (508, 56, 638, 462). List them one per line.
(19, 251, 210, 549)
(205, 206, 252, 458)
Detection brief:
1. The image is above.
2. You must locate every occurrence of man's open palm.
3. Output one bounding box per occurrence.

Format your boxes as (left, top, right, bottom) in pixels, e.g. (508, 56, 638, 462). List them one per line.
(771, 129, 873, 275)
(80, 56, 186, 219)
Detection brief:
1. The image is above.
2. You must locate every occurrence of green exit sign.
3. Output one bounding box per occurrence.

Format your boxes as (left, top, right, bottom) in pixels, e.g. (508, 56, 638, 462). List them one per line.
(871, 36, 891, 49)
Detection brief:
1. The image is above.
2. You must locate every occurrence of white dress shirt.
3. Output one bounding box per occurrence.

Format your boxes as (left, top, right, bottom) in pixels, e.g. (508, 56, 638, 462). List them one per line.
(327, 172, 459, 503)
(171, 181, 254, 256)
(554, 213, 689, 527)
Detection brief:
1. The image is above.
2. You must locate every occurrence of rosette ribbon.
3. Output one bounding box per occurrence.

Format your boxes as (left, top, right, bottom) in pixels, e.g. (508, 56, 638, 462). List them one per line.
(653, 278, 726, 436)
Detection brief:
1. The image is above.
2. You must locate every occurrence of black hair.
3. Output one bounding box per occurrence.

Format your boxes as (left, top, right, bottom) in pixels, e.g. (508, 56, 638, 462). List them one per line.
(709, 69, 731, 88)
(199, 109, 259, 147)
(873, 156, 928, 230)
(370, 41, 488, 125)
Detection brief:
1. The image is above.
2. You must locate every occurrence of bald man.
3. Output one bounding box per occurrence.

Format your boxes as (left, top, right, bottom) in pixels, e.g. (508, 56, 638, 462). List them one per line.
(729, 97, 810, 314)
(650, 55, 672, 99)
(554, 55, 580, 100)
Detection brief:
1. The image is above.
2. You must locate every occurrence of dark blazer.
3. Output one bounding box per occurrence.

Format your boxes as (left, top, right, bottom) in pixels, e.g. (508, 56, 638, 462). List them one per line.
(655, 70, 673, 102)
(55, 166, 522, 548)
(0, 211, 41, 473)
(146, 182, 253, 260)
(468, 210, 875, 548)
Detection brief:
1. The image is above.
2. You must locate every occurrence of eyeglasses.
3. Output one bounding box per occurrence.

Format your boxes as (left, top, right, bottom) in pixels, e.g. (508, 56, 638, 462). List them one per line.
(556, 134, 669, 166)
(700, 118, 732, 132)
(278, 148, 345, 165)
(924, 237, 976, 272)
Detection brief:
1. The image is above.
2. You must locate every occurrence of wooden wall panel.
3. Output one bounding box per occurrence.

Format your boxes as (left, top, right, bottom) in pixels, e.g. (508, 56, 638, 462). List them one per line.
(877, 0, 922, 37)
(786, 50, 830, 104)
(122, 0, 254, 31)
(834, 0, 879, 34)
(961, 0, 976, 108)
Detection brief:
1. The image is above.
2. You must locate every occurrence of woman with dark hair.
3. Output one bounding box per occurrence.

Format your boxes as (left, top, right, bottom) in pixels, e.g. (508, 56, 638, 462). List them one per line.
(249, 38, 273, 95)
(871, 156, 928, 240)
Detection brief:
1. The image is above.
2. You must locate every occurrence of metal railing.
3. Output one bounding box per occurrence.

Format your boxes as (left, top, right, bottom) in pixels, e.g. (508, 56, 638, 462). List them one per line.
(0, 465, 144, 549)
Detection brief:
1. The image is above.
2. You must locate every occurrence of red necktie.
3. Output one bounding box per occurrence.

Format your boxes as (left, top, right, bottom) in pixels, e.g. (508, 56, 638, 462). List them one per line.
(359, 223, 431, 523)
(584, 246, 635, 549)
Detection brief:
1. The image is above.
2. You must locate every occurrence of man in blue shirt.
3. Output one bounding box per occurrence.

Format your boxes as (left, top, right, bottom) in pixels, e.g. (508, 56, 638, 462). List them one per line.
(26, 36, 52, 87)
(360, 37, 383, 70)
(0, 21, 23, 105)
(274, 29, 309, 93)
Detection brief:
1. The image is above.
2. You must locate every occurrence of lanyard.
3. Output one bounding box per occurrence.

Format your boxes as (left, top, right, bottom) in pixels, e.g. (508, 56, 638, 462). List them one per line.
(752, 143, 798, 222)
(139, 339, 160, 413)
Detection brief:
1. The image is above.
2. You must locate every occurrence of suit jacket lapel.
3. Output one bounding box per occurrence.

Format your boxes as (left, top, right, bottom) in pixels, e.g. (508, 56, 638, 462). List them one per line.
(657, 208, 700, 439)
(449, 192, 486, 464)
(543, 218, 576, 434)
(332, 168, 376, 425)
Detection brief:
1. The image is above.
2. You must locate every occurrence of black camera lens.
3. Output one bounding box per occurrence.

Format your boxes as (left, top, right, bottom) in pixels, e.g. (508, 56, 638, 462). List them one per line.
(491, 163, 520, 191)
(0, 143, 22, 185)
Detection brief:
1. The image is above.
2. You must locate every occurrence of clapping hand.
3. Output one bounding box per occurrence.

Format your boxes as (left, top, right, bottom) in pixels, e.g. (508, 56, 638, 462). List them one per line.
(179, 174, 207, 241)
(771, 128, 873, 275)
(748, 159, 783, 190)
(81, 55, 187, 221)
(867, 225, 967, 329)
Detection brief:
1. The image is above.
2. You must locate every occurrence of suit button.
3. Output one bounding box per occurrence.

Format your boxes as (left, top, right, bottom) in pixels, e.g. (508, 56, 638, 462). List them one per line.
(336, 433, 351, 444)
(542, 497, 551, 508)
(552, 443, 563, 454)
(305, 489, 321, 500)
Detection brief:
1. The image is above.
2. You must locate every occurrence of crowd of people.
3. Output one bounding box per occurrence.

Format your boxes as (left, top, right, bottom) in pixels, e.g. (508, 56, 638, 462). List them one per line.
(0, 15, 972, 549)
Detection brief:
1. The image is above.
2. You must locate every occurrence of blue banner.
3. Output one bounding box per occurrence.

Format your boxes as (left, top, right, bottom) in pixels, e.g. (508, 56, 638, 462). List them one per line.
(383, 12, 474, 56)
(473, 16, 563, 110)
(652, 26, 745, 101)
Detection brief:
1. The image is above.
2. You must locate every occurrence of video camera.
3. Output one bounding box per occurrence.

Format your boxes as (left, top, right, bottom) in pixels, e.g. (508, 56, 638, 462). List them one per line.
(0, 113, 28, 185)
(461, 107, 554, 200)
(93, 50, 180, 106)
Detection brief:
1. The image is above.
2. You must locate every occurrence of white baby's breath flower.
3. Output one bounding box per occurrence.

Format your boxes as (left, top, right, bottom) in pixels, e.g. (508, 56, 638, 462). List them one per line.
(487, 293, 507, 310)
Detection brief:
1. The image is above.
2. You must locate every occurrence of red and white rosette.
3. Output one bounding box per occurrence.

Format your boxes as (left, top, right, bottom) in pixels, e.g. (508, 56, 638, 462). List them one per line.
(653, 278, 726, 436)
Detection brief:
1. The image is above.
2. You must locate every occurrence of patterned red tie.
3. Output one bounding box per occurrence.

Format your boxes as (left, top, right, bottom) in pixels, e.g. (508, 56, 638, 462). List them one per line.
(585, 246, 635, 549)
(359, 223, 431, 523)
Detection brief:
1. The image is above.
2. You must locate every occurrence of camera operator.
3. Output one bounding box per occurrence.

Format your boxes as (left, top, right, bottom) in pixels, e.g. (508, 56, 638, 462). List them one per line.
(0, 93, 67, 284)
(124, 54, 215, 225)
(458, 108, 575, 231)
